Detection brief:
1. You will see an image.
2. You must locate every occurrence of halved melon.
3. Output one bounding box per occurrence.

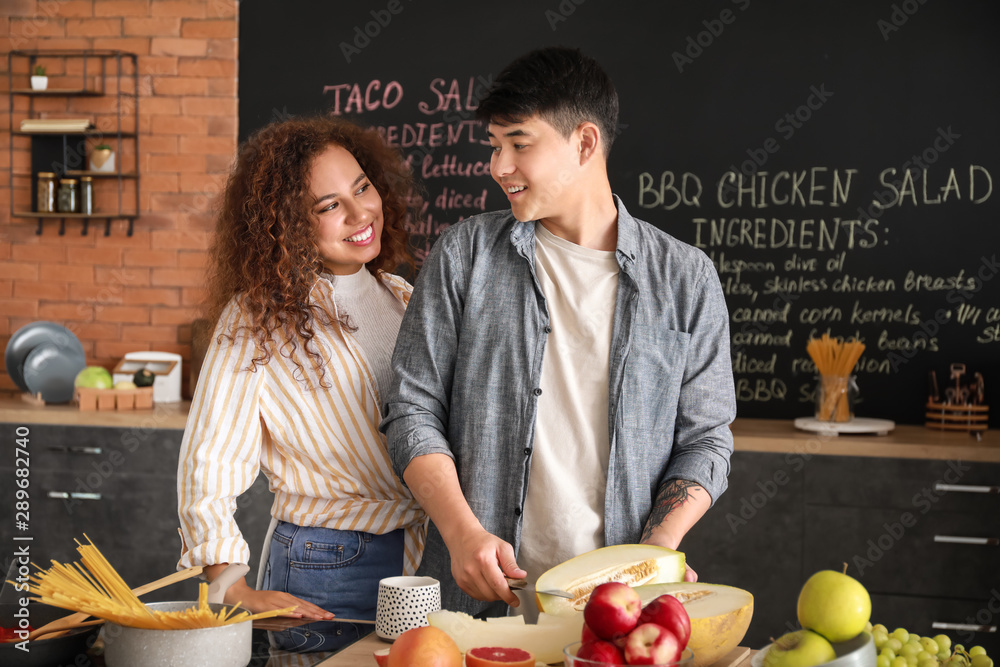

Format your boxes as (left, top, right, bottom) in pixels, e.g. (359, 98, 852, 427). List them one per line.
(426, 610, 583, 665)
(535, 544, 686, 615)
(634, 582, 754, 667)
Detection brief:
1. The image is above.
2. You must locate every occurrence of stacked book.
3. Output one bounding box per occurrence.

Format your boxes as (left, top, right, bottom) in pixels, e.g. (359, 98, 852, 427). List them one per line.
(19, 118, 93, 133)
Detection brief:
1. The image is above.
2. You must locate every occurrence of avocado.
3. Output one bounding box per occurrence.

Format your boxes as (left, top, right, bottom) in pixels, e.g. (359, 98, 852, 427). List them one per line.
(133, 368, 155, 387)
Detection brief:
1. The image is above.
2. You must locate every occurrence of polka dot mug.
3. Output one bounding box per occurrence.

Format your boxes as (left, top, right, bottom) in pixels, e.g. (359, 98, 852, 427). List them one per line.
(375, 576, 441, 640)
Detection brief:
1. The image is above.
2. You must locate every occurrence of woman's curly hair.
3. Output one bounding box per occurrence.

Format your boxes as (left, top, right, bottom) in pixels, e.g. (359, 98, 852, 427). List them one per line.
(203, 115, 420, 381)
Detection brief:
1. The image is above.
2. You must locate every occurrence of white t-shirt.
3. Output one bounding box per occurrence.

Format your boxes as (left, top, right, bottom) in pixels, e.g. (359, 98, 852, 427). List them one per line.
(515, 222, 619, 617)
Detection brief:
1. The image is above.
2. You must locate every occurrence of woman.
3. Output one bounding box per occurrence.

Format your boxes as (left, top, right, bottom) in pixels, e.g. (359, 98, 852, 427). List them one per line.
(177, 116, 426, 650)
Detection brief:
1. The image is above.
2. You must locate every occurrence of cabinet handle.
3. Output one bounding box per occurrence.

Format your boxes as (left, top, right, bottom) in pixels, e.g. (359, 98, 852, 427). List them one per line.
(49, 446, 103, 455)
(47, 491, 102, 501)
(932, 621, 998, 633)
(934, 483, 1000, 494)
(933, 535, 999, 546)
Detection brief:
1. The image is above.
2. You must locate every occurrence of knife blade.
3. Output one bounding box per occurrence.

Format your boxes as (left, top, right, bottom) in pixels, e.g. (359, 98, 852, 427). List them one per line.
(504, 576, 575, 599)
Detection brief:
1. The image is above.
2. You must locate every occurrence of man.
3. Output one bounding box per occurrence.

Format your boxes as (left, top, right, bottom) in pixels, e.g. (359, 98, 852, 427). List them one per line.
(382, 47, 735, 617)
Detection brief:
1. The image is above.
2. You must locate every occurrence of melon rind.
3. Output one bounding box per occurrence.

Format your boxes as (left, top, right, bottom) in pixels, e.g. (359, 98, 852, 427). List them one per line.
(634, 582, 754, 667)
(426, 610, 583, 665)
(534, 544, 686, 615)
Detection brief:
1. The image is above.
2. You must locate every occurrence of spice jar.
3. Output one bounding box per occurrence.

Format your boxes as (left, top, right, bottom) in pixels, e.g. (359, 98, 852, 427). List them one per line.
(57, 178, 78, 213)
(79, 176, 94, 215)
(36, 172, 57, 212)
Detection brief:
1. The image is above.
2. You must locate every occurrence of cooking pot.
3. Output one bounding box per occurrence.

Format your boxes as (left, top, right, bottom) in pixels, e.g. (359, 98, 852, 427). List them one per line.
(102, 601, 251, 667)
(0, 602, 99, 666)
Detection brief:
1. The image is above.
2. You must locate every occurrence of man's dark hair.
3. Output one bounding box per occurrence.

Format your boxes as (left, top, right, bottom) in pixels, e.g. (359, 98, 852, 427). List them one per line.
(476, 47, 619, 157)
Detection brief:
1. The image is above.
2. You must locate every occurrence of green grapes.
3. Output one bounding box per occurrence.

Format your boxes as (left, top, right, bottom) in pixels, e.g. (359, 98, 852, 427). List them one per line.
(864, 622, 993, 667)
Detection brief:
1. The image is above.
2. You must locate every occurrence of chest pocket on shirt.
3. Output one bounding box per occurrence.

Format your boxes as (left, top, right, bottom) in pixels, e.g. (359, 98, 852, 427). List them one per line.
(620, 328, 690, 437)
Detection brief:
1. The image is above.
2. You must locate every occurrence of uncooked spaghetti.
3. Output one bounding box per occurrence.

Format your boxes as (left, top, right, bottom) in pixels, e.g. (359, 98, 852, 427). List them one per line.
(24, 536, 295, 630)
(807, 334, 865, 422)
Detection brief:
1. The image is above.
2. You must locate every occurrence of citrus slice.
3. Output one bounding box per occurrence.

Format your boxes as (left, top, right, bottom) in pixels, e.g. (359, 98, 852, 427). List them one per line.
(466, 646, 536, 667)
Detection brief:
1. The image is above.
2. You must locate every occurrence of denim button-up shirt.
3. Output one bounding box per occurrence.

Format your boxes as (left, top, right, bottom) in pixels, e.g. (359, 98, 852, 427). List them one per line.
(383, 197, 735, 615)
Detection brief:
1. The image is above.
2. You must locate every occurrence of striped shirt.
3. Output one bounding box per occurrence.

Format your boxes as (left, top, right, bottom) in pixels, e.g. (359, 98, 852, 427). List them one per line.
(177, 272, 427, 576)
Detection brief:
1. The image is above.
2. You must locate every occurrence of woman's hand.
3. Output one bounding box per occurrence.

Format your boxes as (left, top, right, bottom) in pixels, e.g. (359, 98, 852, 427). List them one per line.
(227, 583, 335, 620)
(211, 568, 334, 620)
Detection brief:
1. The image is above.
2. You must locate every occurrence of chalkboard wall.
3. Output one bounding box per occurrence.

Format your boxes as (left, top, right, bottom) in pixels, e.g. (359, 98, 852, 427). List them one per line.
(239, 0, 999, 426)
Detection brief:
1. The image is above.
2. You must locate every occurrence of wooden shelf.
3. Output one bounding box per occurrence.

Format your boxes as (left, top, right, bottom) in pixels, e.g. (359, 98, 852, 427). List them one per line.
(12, 130, 137, 137)
(13, 211, 137, 219)
(12, 170, 138, 179)
(64, 170, 138, 178)
(11, 88, 103, 96)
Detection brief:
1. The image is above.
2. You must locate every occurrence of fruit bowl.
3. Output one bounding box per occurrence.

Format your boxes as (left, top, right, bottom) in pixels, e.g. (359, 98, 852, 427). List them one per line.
(564, 643, 695, 666)
(752, 632, 876, 667)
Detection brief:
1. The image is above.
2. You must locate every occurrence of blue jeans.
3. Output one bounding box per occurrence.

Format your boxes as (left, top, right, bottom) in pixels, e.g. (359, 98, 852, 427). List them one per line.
(262, 521, 404, 653)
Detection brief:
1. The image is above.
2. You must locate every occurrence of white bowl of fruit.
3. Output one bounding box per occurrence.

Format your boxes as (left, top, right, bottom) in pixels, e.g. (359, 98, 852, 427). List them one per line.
(753, 631, 875, 667)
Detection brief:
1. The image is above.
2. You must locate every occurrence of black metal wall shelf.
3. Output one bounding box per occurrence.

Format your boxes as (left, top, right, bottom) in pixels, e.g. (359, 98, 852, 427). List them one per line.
(7, 49, 140, 236)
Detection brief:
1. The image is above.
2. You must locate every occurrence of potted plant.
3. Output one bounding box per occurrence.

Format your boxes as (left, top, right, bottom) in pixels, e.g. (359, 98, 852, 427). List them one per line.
(30, 64, 48, 91)
(89, 143, 115, 173)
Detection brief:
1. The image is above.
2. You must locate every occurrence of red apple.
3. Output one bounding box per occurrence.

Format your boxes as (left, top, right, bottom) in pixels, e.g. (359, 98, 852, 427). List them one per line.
(582, 622, 601, 644)
(584, 582, 642, 641)
(637, 594, 691, 648)
(623, 623, 682, 665)
(578, 639, 626, 664)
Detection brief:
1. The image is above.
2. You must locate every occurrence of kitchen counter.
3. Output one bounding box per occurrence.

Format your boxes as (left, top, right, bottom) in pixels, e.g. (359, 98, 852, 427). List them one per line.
(0, 396, 190, 430)
(730, 417, 1000, 462)
(1, 396, 996, 461)
(314, 634, 754, 666)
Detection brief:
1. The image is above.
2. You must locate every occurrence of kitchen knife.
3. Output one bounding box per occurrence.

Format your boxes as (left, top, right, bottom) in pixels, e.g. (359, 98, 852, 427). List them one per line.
(504, 576, 574, 599)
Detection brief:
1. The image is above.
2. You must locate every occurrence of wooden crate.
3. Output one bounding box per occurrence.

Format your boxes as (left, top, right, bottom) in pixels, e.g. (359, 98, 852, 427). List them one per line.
(76, 386, 154, 411)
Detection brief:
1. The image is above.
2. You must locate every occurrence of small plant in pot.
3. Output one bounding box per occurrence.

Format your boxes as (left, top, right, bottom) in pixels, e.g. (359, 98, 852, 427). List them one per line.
(30, 64, 48, 90)
(89, 143, 115, 173)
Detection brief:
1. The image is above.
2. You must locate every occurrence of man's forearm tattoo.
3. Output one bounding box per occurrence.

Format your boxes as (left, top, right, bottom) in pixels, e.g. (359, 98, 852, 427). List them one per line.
(641, 479, 701, 542)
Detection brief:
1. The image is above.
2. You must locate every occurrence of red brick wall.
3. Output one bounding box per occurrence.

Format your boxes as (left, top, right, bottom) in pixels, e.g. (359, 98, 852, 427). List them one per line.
(0, 0, 238, 399)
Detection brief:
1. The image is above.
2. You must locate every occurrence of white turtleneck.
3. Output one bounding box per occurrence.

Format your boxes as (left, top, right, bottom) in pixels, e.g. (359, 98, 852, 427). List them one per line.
(321, 267, 406, 401)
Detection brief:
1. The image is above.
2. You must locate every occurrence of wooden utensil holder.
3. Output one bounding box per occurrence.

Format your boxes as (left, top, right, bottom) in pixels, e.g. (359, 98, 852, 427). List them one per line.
(925, 401, 988, 432)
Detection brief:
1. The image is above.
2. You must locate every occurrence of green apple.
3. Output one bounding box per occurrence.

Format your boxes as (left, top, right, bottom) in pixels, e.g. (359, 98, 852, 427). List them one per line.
(763, 630, 837, 667)
(74, 366, 113, 389)
(797, 568, 872, 643)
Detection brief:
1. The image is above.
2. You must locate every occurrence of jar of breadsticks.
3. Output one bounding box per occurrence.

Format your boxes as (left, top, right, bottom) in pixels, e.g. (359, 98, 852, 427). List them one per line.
(807, 334, 865, 422)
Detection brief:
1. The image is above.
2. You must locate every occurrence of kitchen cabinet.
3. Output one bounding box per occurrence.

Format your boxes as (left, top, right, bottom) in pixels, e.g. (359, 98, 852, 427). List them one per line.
(682, 451, 1000, 655)
(0, 424, 273, 601)
(7, 49, 140, 236)
(681, 452, 807, 650)
(804, 457, 1000, 656)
